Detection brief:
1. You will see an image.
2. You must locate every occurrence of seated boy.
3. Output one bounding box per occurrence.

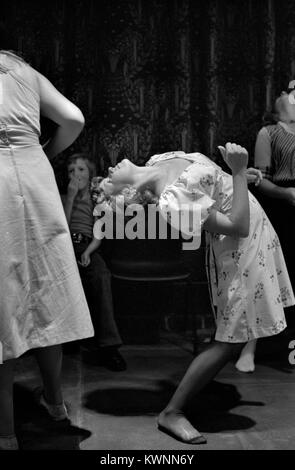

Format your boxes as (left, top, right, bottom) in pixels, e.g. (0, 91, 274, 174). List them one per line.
(62, 153, 126, 371)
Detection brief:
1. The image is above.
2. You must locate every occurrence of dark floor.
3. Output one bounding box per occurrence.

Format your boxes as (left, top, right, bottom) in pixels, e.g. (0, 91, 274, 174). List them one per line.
(13, 330, 295, 450)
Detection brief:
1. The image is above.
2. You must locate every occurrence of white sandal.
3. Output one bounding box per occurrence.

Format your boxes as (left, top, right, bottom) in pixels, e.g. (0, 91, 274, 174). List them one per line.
(34, 387, 69, 421)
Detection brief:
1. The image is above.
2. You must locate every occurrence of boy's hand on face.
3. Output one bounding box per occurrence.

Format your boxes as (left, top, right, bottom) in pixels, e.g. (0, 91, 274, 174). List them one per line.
(67, 175, 79, 199)
(79, 250, 91, 267)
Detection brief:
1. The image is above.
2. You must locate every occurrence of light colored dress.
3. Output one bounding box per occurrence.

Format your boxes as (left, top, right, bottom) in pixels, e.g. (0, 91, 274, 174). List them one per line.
(146, 151, 295, 342)
(0, 52, 94, 361)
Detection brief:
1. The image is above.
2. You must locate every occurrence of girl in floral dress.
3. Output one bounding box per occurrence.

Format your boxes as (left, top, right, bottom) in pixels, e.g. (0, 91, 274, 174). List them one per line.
(92, 143, 294, 445)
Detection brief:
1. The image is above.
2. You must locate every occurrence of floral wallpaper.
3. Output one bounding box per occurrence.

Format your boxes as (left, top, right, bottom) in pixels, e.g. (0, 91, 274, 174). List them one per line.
(3, 0, 295, 185)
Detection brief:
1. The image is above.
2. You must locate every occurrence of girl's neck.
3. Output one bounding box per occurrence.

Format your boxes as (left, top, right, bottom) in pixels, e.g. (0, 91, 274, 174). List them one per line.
(133, 166, 164, 196)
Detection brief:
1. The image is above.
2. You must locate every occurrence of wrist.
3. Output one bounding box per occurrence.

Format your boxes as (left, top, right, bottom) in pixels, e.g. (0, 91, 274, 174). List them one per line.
(232, 168, 247, 177)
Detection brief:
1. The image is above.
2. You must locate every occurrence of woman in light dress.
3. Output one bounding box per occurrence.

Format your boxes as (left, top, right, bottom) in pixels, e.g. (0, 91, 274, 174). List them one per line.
(0, 37, 93, 449)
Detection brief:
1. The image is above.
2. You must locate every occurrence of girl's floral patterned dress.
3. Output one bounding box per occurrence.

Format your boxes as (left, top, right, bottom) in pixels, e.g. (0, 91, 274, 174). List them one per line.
(147, 151, 295, 343)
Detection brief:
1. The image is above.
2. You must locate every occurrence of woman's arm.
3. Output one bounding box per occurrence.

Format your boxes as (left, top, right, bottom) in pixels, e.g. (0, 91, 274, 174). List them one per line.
(203, 143, 249, 238)
(36, 72, 85, 159)
(256, 178, 295, 204)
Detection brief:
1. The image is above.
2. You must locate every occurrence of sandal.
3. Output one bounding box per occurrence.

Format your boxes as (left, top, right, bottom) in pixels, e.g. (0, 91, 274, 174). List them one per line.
(34, 387, 69, 421)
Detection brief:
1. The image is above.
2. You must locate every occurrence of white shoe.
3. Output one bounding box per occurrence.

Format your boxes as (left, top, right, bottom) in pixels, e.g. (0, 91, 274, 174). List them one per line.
(34, 387, 69, 421)
(0, 435, 19, 450)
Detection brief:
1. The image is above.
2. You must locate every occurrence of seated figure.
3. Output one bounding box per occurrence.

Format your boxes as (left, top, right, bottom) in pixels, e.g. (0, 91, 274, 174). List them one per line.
(62, 153, 126, 372)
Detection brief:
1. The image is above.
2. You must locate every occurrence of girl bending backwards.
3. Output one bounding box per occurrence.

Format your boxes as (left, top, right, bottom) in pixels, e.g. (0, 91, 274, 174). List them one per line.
(91, 143, 294, 445)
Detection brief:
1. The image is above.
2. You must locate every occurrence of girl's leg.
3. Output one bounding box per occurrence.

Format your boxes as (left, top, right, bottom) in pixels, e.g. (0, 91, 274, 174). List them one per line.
(235, 339, 257, 373)
(0, 359, 19, 450)
(34, 345, 63, 404)
(158, 340, 244, 444)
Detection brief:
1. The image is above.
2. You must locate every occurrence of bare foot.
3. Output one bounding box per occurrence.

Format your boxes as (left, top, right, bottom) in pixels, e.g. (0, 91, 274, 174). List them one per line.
(236, 339, 256, 373)
(235, 354, 255, 373)
(157, 409, 206, 444)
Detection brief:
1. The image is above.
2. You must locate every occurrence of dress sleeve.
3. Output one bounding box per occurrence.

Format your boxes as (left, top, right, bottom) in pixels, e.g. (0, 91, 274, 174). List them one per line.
(158, 164, 220, 240)
(254, 127, 273, 181)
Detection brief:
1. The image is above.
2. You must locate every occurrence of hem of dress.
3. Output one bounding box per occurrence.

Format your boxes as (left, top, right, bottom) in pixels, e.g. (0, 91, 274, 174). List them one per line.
(214, 322, 287, 343)
(1, 329, 94, 362)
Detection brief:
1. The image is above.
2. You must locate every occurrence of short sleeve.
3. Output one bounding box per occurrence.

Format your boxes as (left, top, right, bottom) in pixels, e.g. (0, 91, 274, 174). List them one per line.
(158, 164, 220, 240)
(254, 127, 273, 180)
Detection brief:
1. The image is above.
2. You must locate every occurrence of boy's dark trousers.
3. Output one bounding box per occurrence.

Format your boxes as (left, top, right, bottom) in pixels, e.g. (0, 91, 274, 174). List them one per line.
(73, 241, 122, 348)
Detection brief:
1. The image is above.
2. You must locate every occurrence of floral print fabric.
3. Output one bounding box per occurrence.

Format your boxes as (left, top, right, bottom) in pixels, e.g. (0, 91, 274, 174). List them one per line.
(147, 152, 295, 343)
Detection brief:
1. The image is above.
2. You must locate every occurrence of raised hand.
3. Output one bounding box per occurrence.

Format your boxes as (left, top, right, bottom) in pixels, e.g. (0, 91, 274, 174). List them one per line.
(218, 143, 249, 174)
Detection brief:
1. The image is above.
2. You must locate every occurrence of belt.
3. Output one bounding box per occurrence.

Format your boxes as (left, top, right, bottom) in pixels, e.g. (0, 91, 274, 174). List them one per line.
(71, 232, 92, 244)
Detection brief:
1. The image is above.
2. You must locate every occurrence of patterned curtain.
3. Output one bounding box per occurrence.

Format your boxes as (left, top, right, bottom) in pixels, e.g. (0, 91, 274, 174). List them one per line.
(3, 0, 295, 185)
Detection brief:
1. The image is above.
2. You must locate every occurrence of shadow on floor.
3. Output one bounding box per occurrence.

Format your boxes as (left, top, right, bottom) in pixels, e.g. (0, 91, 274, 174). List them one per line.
(189, 381, 262, 433)
(83, 380, 258, 434)
(13, 384, 91, 450)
